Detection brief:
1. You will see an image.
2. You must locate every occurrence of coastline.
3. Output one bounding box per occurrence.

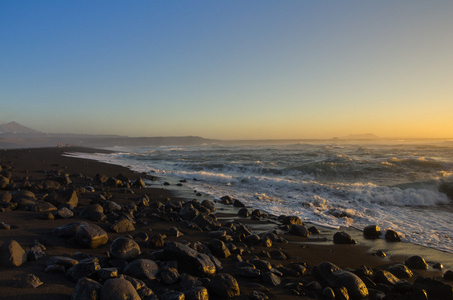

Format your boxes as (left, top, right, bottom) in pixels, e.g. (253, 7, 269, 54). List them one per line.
(0, 147, 451, 299)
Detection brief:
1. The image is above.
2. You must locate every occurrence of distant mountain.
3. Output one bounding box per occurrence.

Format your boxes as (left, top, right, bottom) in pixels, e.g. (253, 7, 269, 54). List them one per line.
(0, 121, 42, 134)
(342, 133, 380, 140)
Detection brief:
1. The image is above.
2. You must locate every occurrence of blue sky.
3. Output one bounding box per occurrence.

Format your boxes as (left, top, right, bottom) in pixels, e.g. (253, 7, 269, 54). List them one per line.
(1, 1, 452, 139)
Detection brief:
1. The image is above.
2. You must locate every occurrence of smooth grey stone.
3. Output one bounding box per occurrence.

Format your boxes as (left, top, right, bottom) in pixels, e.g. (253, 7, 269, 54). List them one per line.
(100, 278, 140, 300)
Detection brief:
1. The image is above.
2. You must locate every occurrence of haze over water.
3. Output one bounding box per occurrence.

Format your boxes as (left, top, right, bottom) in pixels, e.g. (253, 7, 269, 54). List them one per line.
(1, 1, 452, 140)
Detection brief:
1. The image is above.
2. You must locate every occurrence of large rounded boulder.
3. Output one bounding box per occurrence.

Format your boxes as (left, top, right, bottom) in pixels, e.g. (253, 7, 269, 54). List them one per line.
(100, 278, 140, 300)
(75, 223, 108, 248)
(123, 259, 159, 280)
(110, 237, 140, 261)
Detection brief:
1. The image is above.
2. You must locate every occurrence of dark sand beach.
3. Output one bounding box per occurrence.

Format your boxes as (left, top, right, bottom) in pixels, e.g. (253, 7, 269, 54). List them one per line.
(0, 147, 452, 299)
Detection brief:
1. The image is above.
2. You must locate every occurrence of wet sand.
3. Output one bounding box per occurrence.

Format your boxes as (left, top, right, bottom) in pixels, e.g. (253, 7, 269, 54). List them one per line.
(0, 147, 451, 299)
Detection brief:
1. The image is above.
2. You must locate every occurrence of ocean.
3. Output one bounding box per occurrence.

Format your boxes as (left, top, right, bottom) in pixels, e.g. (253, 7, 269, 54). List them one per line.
(68, 140, 453, 253)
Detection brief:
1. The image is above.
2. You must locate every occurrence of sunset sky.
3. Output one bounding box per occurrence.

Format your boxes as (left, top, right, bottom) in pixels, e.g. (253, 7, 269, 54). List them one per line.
(1, 1, 452, 139)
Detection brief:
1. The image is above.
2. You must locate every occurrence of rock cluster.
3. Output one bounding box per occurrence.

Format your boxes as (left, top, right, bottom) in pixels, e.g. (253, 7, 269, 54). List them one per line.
(2, 152, 453, 300)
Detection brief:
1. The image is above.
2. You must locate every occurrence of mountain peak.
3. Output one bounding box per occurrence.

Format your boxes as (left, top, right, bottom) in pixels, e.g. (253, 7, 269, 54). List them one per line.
(0, 121, 42, 134)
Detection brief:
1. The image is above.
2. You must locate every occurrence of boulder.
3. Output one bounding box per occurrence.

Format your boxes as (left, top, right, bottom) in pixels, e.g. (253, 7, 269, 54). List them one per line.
(100, 278, 141, 300)
(413, 276, 453, 300)
(56, 207, 74, 219)
(373, 270, 400, 286)
(47, 189, 78, 207)
(280, 215, 303, 225)
(199, 200, 215, 212)
(0, 175, 9, 189)
(179, 203, 199, 220)
(191, 213, 221, 231)
(72, 277, 102, 300)
(43, 180, 61, 190)
(21, 274, 43, 288)
(160, 267, 180, 285)
(75, 223, 108, 248)
(235, 265, 261, 278)
(54, 221, 85, 238)
(0, 191, 12, 203)
(385, 229, 401, 242)
(0, 239, 27, 267)
(67, 257, 101, 282)
(26, 242, 46, 261)
(388, 264, 413, 278)
(289, 225, 309, 237)
(184, 286, 209, 300)
(110, 237, 140, 261)
(405, 255, 429, 270)
(132, 178, 145, 188)
(260, 272, 281, 286)
(47, 256, 78, 269)
(164, 241, 216, 277)
(312, 262, 368, 299)
(208, 273, 240, 298)
(209, 239, 231, 258)
(333, 231, 357, 244)
(363, 225, 381, 239)
(111, 217, 135, 233)
(237, 208, 250, 217)
(123, 259, 159, 280)
(32, 201, 57, 212)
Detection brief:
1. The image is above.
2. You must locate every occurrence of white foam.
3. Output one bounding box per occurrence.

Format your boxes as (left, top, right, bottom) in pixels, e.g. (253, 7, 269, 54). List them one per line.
(66, 144, 453, 253)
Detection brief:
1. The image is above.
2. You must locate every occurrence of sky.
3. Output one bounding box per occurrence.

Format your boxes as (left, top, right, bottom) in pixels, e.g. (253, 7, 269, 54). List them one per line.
(1, 1, 452, 140)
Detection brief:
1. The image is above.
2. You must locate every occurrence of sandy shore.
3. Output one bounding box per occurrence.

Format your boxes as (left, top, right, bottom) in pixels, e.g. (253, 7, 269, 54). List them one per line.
(0, 147, 452, 299)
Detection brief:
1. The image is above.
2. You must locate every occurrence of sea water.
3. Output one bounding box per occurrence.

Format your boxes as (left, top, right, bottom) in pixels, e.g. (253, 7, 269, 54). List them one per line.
(68, 140, 453, 253)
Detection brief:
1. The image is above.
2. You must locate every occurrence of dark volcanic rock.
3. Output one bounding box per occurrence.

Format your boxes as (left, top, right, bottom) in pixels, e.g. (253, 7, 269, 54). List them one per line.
(26, 242, 46, 261)
(132, 178, 145, 188)
(32, 201, 57, 212)
(47, 188, 78, 207)
(191, 213, 221, 231)
(280, 215, 303, 225)
(56, 207, 74, 219)
(47, 256, 78, 269)
(123, 259, 159, 280)
(110, 237, 140, 261)
(21, 273, 43, 288)
(385, 229, 401, 242)
(237, 207, 250, 217)
(111, 217, 136, 233)
(0, 239, 27, 267)
(54, 221, 85, 238)
(405, 255, 429, 270)
(200, 200, 216, 212)
(72, 277, 102, 300)
(179, 203, 199, 220)
(444, 270, 453, 281)
(67, 257, 101, 282)
(373, 269, 399, 286)
(100, 278, 141, 300)
(413, 276, 453, 300)
(312, 262, 368, 299)
(208, 273, 240, 298)
(160, 267, 180, 284)
(75, 223, 108, 248)
(260, 272, 281, 286)
(289, 224, 309, 237)
(363, 225, 381, 239)
(333, 231, 357, 244)
(184, 286, 209, 300)
(209, 239, 231, 258)
(163, 241, 216, 277)
(388, 264, 413, 278)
